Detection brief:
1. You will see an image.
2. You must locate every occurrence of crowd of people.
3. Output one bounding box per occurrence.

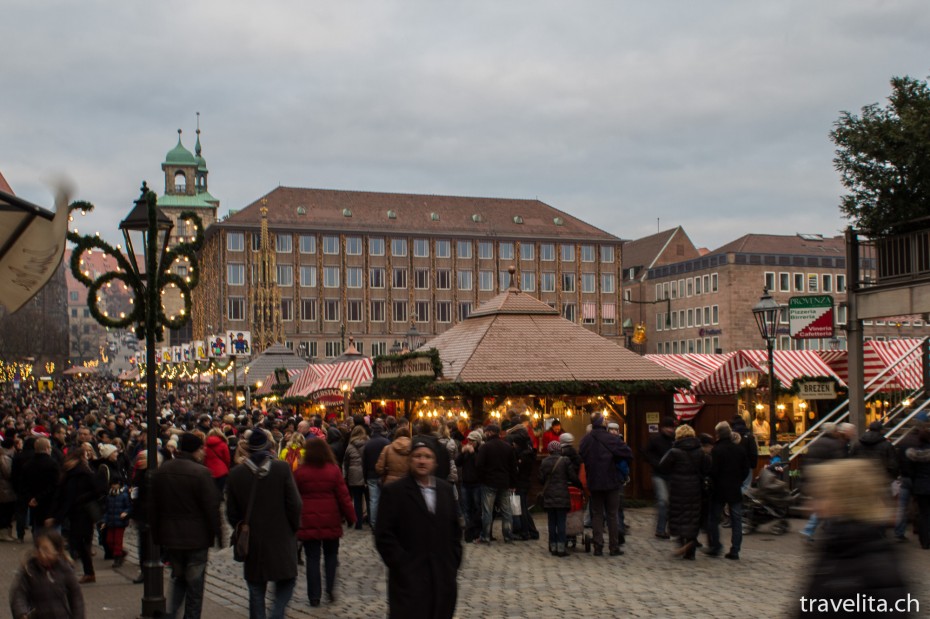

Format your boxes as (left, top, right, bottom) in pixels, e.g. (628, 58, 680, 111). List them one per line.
(2, 375, 927, 618)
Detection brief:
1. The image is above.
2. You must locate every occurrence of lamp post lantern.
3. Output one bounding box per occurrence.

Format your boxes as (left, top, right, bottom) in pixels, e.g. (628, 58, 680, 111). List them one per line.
(339, 377, 353, 418)
(68, 183, 203, 618)
(404, 322, 422, 352)
(752, 288, 782, 447)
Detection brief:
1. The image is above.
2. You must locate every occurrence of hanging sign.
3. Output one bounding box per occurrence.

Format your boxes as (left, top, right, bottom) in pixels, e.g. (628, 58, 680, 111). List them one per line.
(798, 381, 836, 400)
(227, 331, 252, 357)
(789, 296, 834, 339)
(208, 335, 227, 358)
(192, 340, 208, 361)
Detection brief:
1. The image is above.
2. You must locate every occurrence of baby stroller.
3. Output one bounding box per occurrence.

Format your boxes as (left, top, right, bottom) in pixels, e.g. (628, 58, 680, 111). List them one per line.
(742, 466, 800, 535)
(565, 487, 591, 551)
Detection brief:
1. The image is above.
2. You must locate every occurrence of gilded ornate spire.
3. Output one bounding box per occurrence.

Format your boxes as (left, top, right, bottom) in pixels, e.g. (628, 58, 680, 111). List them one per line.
(250, 198, 283, 353)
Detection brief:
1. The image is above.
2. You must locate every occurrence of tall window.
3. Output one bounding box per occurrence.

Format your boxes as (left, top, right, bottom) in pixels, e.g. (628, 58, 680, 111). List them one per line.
(299, 235, 316, 254)
(276, 234, 292, 253)
(300, 299, 317, 321)
(779, 272, 790, 291)
(280, 298, 294, 321)
(479, 270, 494, 291)
(346, 267, 363, 288)
(299, 266, 316, 287)
(562, 273, 576, 293)
(456, 240, 472, 259)
(414, 268, 430, 290)
(276, 265, 293, 287)
(562, 303, 577, 322)
(347, 299, 363, 322)
(323, 235, 339, 255)
(415, 301, 430, 322)
(540, 243, 555, 261)
(808, 274, 819, 292)
(694, 276, 702, 295)
(478, 241, 493, 259)
(822, 274, 833, 292)
(436, 269, 451, 290)
(600, 245, 615, 263)
(323, 266, 340, 288)
(368, 237, 384, 256)
(561, 244, 575, 262)
(345, 237, 362, 255)
(520, 244, 534, 261)
(436, 301, 452, 323)
(580, 245, 595, 262)
(499, 271, 511, 290)
(711, 273, 718, 292)
(764, 272, 775, 291)
(413, 238, 429, 258)
(601, 273, 615, 294)
(392, 267, 407, 289)
(392, 300, 407, 323)
(540, 272, 555, 292)
(251, 233, 261, 252)
(325, 341, 342, 358)
(457, 270, 473, 291)
(227, 232, 244, 252)
(837, 274, 846, 292)
(435, 240, 451, 258)
(227, 263, 245, 286)
(499, 242, 514, 260)
(391, 238, 407, 257)
(370, 267, 385, 289)
(323, 300, 340, 322)
(228, 297, 245, 321)
(370, 300, 385, 322)
(371, 342, 386, 356)
(457, 302, 471, 321)
(521, 271, 535, 292)
(794, 273, 804, 292)
(581, 273, 596, 293)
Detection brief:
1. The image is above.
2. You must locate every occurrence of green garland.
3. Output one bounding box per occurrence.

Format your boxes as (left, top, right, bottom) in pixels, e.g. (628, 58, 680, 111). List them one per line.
(66, 183, 204, 342)
(360, 377, 689, 401)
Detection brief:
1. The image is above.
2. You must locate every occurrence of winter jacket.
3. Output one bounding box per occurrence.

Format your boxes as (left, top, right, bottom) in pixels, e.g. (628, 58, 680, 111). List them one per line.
(455, 444, 481, 485)
(151, 453, 222, 550)
(475, 436, 516, 489)
(539, 455, 581, 510)
(9, 556, 85, 619)
(507, 428, 535, 492)
(559, 444, 582, 475)
(362, 433, 390, 480)
(795, 520, 910, 618)
(438, 437, 459, 484)
(343, 438, 368, 487)
(226, 454, 302, 583)
(902, 442, 930, 496)
(579, 426, 633, 492)
(804, 433, 847, 468)
(376, 436, 412, 485)
(52, 464, 101, 529)
(103, 486, 132, 528)
(643, 430, 675, 475)
(0, 447, 16, 503)
(22, 452, 60, 525)
(327, 427, 347, 466)
(659, 436, 710, 539)
(204, 434, 231, 479)
(709, 437, 750, 504)
(732, 420, 759, 469)
(293, 462, 356, 540)
(850, 430, 899, 480)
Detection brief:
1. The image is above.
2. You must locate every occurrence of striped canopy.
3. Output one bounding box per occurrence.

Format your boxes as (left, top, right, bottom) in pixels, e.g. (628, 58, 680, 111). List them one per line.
(284, 358, 373, 400)
(816, 339, 924, 392)
(254, 368, 303, 396)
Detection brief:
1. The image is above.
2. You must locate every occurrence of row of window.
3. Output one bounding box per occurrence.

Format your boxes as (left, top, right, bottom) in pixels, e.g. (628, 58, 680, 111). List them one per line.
(655, 306, 720, 330)
(656, 273, 719, 300)
(655, 337, 721, 355)
(763, 272, 847, 294)
(226, 297, 618, 325)
(227, 264, 616, 294)
(227, 232, 616, 263)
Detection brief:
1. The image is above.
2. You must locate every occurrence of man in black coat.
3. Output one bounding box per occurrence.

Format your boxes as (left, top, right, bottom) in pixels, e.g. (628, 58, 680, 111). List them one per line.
(362, 420, 391, 529)
(706, 422, 750, 560)
(474, 424, 517, 543)
(850, 421, 899, 481)
(731, 415, 758, 492)
(152, 433, 222, 619)
(643, 417, 676, 538)
(375, 437, 462, 619)
(580, 414, 631, 556)
(21, 437, 60, 535)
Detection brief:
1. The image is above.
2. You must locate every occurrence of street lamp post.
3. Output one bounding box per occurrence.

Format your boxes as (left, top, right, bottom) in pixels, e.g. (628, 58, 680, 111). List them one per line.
(68, 183, 203, 618)
(244, 365, 252, 410)
(752, 288, 782, 447)
(339, 377, 352, 419)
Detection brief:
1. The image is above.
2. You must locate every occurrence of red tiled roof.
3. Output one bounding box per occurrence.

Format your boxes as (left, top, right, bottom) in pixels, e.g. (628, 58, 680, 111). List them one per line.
(710, 233, 845, 256)
(420, 289, 684, 384)
(217, 186, 619, 241)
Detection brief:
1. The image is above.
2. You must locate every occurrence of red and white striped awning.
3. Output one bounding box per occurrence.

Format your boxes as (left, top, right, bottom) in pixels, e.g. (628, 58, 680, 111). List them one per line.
(695, 350, 843, 395)
(645, 353, 734, 389)
(868, 339, 923, 391)
(284, 364, 329, 398)
(673, 390, 704, 421)
(254, 368, 303, 396)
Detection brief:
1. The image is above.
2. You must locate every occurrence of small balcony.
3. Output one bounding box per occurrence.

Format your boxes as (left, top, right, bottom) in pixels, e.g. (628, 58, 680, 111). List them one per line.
(875, 226, 930, 285)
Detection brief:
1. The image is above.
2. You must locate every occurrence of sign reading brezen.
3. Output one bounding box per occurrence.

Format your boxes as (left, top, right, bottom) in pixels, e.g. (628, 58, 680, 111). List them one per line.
(789, 295, 835, 339)
(798, 381, 836, 400)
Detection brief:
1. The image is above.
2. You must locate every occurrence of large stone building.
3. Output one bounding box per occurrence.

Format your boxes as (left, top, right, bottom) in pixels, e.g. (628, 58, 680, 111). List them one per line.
(193, 187, 623, 358)
(623, 231, 926, 355)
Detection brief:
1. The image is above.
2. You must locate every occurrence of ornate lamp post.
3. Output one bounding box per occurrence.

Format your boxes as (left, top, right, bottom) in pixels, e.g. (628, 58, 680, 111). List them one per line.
(68, 183, 202, 618)
(752, 288, 782, 447)
(339, 377, 353, 418)
(404, 322, 423, 352)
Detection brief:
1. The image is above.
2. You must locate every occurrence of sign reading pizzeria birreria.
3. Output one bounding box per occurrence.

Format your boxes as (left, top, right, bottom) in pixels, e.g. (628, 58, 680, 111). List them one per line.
(375, 352, 436, 380)
(789, 295, 835, 339)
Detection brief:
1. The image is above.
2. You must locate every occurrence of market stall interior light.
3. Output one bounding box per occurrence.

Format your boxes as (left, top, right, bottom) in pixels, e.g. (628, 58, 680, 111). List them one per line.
(755, 403, 764, 412)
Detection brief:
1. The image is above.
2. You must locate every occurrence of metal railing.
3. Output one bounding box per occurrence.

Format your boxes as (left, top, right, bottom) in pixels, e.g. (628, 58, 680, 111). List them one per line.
(876, 228, 930, 284)
(787, 336, 928, 462)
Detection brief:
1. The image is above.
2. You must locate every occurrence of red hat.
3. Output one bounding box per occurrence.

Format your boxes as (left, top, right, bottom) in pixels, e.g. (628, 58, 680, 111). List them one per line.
(31, 425, 49, 438)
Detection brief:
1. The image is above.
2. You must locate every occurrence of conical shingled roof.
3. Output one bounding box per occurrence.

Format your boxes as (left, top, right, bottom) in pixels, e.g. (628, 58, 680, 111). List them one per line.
(420, 289, 684, 384)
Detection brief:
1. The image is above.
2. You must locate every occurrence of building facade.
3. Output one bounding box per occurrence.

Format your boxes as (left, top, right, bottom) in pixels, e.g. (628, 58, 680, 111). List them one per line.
(627, 232, 926, 355)
(193, 187, 623, 358)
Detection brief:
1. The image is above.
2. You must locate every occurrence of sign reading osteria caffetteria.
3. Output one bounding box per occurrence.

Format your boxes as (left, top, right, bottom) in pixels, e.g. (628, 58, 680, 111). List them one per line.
(798, 381, 836, 400)
(375, 354, 436, 379)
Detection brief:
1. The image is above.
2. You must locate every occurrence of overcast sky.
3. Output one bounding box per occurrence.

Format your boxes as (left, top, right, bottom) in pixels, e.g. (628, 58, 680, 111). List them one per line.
(3, 1, 928, 251)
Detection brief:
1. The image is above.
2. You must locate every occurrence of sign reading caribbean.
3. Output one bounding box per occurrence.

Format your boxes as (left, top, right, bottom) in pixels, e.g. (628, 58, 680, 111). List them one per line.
(789, 295, 835, 339)
(375, 352, 437, 379)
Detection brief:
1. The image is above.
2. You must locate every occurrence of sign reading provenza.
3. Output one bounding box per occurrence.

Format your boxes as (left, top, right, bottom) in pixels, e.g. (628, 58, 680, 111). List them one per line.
(789, 295, 835, 339)
(375, 354, 436, 380)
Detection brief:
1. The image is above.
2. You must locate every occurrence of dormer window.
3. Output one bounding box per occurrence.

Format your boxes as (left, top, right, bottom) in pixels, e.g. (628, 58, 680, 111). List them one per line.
(431, 212, 440, 221)
(472, 214, 483, 222)
(387, 210, 397, 219)
(553, 217, 564, 226)
(342, 208, 352, 217)
(513, 216, 524, 224)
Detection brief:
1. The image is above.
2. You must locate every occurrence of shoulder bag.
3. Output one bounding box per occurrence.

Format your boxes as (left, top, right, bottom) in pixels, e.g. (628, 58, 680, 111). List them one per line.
(231, 471, 259, 562)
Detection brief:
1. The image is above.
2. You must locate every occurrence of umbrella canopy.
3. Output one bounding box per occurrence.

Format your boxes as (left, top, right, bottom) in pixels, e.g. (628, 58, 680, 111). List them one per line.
(63, 365, 98, 376)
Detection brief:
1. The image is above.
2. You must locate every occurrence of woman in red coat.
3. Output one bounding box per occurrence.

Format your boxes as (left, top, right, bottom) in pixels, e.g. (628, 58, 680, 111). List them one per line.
(293, 438, 355, 607)
(204, 429, 231, 495)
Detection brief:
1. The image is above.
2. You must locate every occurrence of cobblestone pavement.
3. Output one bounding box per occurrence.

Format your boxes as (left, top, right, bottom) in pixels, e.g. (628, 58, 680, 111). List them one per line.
(1, 508, 926, 618)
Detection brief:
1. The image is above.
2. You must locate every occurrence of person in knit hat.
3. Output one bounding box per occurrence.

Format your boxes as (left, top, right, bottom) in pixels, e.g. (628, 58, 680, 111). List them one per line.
(539, 439, 581, 556)
(456, 430, 485, 542)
